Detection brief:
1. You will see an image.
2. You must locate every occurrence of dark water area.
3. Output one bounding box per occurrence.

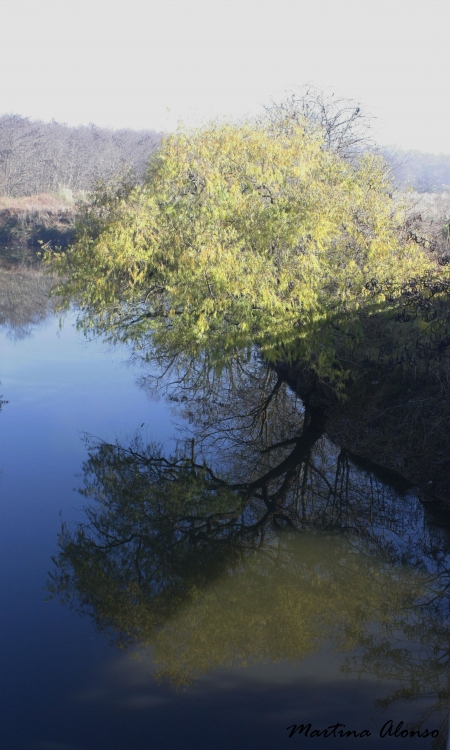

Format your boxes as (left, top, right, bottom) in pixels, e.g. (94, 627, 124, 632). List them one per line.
(2, 283, 450, 749)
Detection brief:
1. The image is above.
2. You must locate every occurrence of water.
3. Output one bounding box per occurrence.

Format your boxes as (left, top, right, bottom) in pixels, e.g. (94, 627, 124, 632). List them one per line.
(1, 293, 450, 749)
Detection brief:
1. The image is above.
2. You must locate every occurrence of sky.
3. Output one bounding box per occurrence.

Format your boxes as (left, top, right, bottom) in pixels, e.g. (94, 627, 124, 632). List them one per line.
(2, 0, 449, 152)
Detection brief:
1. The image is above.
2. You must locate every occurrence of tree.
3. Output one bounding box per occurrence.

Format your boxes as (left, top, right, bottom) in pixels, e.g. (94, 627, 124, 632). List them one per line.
(0, 115, 45, 196)
(263, 85, 376, 161)
(47, 111, 438, 388)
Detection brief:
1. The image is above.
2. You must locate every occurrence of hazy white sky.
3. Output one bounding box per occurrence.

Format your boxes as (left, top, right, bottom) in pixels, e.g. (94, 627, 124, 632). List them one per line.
(2, 0, 449, 152)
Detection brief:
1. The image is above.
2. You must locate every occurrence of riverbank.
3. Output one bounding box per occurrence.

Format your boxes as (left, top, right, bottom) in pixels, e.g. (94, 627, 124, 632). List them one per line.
(277, 358, 450, 506)
(0, 193, 77, 268)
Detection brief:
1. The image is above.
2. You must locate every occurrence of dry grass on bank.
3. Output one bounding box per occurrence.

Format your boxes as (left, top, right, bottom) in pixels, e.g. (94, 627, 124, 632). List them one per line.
(0, 192, 77, 226)
(0, 192, 79, 267)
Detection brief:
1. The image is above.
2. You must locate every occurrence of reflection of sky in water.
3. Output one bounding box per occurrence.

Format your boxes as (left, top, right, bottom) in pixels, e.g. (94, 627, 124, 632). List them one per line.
(0, 312, 449, 749)
(0, 313, 180, 749)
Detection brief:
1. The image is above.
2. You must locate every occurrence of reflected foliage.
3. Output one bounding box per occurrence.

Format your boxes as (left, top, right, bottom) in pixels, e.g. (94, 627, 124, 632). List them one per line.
(48, 355, 450, 743)
(49, 430, 425, 685)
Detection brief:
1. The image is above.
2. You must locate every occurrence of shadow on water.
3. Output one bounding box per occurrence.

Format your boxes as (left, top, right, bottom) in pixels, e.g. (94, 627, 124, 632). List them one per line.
(47, 351, 450, 746)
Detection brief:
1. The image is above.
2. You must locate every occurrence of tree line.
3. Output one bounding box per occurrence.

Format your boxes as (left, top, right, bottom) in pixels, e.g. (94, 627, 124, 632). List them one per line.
(2, 99, 450, 198)
(0, 114, 162, 197)
(387, 148, 450, 193)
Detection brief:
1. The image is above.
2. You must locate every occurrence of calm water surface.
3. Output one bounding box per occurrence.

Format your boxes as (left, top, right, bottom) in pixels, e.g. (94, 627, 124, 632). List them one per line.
(1, 303, 450, 750)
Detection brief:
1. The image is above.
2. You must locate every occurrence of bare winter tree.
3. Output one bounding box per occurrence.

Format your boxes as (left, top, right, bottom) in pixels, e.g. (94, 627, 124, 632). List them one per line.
(263, 85, 376, 161)
(0, 116, 47, 195)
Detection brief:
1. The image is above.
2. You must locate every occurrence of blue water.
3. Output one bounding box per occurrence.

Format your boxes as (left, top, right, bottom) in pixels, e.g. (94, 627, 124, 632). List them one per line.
(0, 312, 446, 750)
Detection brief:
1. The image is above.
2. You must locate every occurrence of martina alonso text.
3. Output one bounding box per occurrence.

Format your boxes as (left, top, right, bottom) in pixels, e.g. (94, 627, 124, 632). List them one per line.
(286, 721, 439, 740)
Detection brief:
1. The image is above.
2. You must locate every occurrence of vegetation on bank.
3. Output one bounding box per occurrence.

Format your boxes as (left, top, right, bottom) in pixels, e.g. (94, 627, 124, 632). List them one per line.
(39, 96, 450, 501)
(0, 193, 77, 267)
(0, 114, 160, 265)
(46, 112, 442, 387)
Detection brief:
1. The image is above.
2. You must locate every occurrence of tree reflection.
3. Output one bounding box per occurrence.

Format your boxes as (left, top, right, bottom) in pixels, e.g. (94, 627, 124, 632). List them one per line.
(0, 267, 56, 339)
(342, 562, 450, 739)
(48, 432, 423, 676)
(49, 355, 450, 740)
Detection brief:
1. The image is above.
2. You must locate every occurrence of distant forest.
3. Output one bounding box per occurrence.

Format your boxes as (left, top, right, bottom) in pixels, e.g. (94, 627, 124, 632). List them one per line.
(0, 114, 161, 196)
(384, 148, 450, 193)
(0, 113, 450, 197)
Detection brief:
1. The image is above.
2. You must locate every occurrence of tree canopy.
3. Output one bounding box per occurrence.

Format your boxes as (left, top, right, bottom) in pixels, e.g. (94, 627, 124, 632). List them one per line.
(47, 113, 440, 385)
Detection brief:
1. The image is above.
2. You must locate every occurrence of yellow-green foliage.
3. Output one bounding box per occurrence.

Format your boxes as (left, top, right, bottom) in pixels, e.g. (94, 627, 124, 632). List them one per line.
(48, 118, 435, 378)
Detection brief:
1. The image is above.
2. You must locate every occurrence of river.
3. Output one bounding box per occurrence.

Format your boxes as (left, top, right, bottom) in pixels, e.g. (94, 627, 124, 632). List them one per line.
(1, 276, 450, 749)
